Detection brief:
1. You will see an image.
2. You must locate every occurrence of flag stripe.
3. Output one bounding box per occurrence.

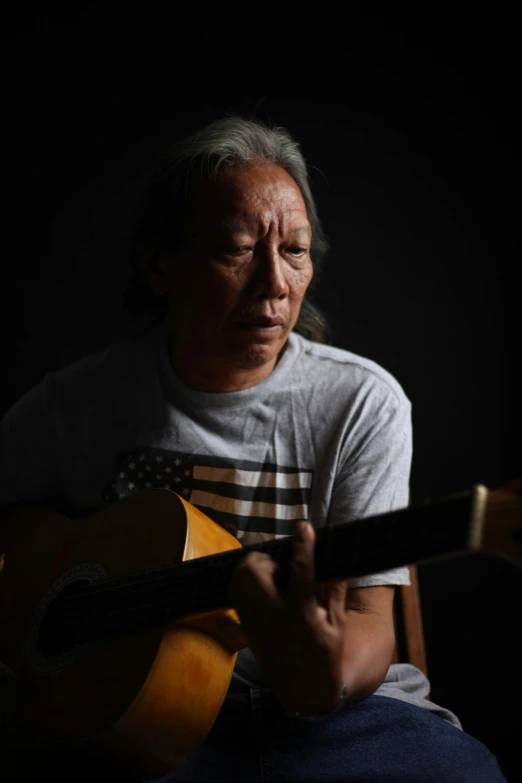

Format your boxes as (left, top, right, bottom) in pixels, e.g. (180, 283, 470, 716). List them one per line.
(191, 479, 310, 505)
(193, 465, 312, 489)
(194, 505, 299, 535)
(190, 489, 307, 521)
(103, 446, 315, 539)
(239, 531, 291, 543)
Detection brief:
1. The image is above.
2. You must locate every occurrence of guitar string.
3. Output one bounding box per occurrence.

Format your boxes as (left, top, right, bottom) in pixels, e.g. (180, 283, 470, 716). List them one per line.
(59, 564, 238, 615)
(52, 506, 431, 619)
(56, 501, 430, 611)
(59, 532, 340, 633)
(55, 545, 293, 633)
(54, 528, 345, 633)
(56, 557, 241, 612)
(56, 520, 354, 615)
(56, 536, 292, 608)
(58, 501, 405, 611)
(37, 494, 481, 644)
(50, 495, 467, 623)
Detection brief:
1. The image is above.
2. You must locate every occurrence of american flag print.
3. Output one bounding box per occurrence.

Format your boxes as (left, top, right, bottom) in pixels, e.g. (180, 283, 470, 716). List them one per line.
(102, 446, 314, 541)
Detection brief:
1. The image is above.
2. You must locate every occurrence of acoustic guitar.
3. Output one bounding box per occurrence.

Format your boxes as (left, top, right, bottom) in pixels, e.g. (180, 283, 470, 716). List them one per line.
(0, 480, 521, 779)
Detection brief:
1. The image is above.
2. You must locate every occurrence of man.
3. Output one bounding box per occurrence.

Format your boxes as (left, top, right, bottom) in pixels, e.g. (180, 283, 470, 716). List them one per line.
(0, 117, 507, 781)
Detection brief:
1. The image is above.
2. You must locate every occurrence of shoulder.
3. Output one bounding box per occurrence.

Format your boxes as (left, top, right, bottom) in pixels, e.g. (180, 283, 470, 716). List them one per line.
(3, 326, 163, 423)
(55, 326, 162, 393)
(291, 333, 410, 412)
(54, 327, 162, 387)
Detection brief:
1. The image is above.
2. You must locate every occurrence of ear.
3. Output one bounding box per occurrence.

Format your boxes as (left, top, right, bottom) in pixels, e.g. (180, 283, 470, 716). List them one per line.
(140, 247, 168, 297)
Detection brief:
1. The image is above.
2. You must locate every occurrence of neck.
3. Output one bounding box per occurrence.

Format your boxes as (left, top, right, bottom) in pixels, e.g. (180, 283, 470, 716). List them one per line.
(168, 340, 284, 393)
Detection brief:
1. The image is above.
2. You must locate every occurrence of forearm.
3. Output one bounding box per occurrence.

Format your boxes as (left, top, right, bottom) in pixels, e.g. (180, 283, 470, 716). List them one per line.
(295, 584, 396, 711)
(247, 596, 396, 715)
(340, 603, 396, 704)
(229, 526, 397, 716)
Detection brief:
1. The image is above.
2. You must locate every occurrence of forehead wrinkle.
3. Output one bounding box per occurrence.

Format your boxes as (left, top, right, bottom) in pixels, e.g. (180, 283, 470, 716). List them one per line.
(221, 216, 256, 233)
(220, 212, 311, 239)
(286, 224, 312, 239)
(210, 166, 310, 237)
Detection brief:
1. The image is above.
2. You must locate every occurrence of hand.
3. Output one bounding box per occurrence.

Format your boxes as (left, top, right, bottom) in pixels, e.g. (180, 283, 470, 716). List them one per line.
(227, 521, 349, 714)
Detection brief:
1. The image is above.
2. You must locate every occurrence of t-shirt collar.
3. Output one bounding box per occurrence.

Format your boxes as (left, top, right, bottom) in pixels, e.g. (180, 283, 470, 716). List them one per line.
(158, 321, 302, 409)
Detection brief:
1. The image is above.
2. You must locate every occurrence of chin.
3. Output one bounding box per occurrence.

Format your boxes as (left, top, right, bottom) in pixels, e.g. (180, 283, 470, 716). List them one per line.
(236, 341, 283, 368)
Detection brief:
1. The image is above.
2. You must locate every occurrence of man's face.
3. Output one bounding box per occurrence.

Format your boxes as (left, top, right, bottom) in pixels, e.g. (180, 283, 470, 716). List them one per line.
(163, 161, 314, 372)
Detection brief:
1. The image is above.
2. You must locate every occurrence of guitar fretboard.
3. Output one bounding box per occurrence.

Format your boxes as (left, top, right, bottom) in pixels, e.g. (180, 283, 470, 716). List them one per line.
(63, 488, 481, 643)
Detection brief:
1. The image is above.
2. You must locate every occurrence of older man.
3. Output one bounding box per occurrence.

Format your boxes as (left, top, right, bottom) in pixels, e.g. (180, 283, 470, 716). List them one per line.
(0, 117, 507, 781)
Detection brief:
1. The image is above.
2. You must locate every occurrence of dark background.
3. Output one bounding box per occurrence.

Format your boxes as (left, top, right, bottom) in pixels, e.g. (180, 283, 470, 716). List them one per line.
(1, 17, 520, 781)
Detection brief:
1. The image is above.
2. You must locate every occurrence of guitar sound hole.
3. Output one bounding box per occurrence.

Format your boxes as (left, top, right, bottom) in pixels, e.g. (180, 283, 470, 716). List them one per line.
(38, 579, 90, 657)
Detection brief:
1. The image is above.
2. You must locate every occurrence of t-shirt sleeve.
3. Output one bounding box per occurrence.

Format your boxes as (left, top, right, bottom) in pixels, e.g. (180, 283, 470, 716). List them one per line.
(328, 381, 413, 587)
(0, 374, 62, 511)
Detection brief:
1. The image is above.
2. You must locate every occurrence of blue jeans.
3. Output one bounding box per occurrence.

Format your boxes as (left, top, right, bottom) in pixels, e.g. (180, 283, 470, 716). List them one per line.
(160, 687, 508, 783)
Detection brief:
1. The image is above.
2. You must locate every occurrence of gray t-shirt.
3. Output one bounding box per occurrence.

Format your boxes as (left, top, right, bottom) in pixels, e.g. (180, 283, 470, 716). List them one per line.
(0, 325, 461, 727)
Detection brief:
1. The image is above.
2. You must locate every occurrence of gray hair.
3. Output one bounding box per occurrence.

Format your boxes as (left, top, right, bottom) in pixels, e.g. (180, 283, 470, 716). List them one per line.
(124, 116, 330, 342)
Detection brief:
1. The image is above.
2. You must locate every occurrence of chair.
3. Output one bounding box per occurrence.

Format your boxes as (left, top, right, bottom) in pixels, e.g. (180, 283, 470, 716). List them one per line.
(391, 565, 428, 679)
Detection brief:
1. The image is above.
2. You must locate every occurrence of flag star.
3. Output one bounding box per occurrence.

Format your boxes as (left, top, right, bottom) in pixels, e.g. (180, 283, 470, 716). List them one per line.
(164, 467, 172, 474)
(156, 474, 162, 480)
(184, 469, 191, 476)
(174, 476, 181, 483)
(145, 481, 152, 488)
(119, 472, 126, 479)
(128, 482, 135, 490)
(174, 458, 182, 466)
(129, 463, 136, 470)
(139, 454, 146, 461)
(183, 488, 189, 496)
(156, 456, 163, 463)
(145, 465, 152, 471)
(137, 472, 144, 479)
(163, 483, 171, 490)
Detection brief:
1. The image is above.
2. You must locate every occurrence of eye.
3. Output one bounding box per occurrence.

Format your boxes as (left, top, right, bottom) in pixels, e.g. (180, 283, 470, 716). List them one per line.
(286, 246, 308, 257)
(219, 245, 253, 256)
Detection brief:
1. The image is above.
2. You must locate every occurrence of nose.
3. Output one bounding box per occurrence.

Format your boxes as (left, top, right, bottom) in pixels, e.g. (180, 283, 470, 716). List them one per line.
(252, 248, 289, 300)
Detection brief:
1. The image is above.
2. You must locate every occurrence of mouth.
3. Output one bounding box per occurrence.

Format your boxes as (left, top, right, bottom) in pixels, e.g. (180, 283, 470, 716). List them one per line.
(236, 317, 285, 335)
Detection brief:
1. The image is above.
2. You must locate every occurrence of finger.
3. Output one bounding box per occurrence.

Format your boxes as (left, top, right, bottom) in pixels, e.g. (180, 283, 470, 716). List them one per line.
(287, 521, 316, 603)
(230, 551, 282, 613)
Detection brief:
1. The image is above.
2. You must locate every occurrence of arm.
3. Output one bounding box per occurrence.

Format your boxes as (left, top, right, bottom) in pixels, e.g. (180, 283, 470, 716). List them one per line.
(228, 522, 396, 714)
(226, 381, 412, 713)
(340, 584, 396, 703)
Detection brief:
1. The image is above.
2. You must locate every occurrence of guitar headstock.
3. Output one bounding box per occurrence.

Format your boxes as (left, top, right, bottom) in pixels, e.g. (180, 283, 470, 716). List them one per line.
(474, 479, 522, 565)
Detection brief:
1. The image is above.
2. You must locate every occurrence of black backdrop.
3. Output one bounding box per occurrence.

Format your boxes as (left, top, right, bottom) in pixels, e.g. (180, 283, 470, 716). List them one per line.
(1, 18, 521, 780)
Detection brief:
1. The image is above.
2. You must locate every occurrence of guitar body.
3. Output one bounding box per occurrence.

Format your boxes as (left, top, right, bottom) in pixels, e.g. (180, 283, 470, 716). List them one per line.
(2, 480, 520, 779)
(0, 490, 242, 779)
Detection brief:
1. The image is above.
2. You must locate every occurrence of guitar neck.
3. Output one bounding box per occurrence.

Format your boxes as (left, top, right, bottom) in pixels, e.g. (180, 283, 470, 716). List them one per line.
(75, 487, 487, 643)
(180, 487, 485, 611)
